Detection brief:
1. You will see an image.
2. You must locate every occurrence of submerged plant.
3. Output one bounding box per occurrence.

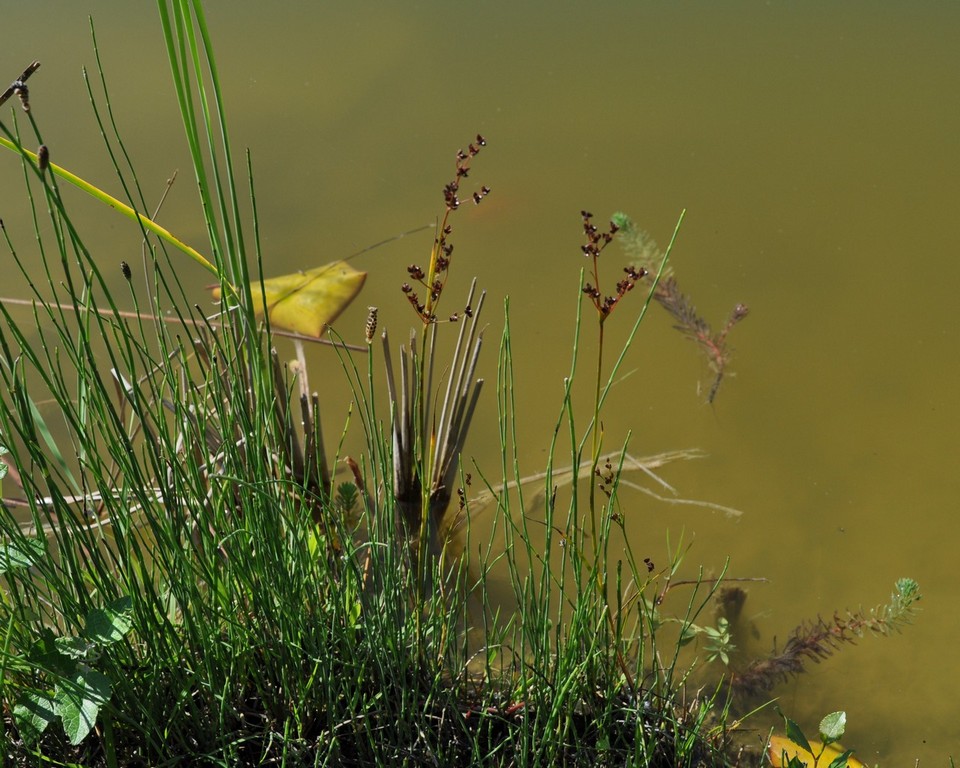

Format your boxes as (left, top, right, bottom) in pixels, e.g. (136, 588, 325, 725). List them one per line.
(729, 578, 921, 697)
(612, 212, 749, 403)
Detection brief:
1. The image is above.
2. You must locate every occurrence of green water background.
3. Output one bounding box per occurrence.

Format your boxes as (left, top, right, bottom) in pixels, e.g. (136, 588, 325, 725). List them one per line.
(1, 3, 957, 762)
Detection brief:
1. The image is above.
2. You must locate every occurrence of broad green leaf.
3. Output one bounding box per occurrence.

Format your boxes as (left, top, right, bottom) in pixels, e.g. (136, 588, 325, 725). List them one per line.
(13, 691, 58, 744)
(819, 711, 846, 744)
(768, 735, 865, 768)
(828, 749, 856, 768)
(28, 629, 76, 678)
(54, 666, 112, 745)
(84, 596, 133, 646)
(0, 537, 45, 574)
(213, 261, 367, 337)
(55, 636, 95, 660)
(783, 715, 814, 756)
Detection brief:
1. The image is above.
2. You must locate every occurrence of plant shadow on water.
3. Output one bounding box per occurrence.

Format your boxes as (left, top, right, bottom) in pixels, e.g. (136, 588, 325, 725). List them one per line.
(0, 6, 925, 767)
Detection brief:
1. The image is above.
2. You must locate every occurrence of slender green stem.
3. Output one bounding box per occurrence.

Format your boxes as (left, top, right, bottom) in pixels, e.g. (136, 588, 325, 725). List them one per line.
(588, 318, 605, 547)
(0, 135, 221, 279)
(597, 210, 685, 412)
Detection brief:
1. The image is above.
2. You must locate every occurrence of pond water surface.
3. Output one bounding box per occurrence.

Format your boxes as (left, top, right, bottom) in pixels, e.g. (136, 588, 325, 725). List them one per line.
(2, 3, 958, 763)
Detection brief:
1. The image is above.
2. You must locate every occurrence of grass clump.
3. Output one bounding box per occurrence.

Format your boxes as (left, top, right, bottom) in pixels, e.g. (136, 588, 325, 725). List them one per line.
(0, 4, 744, 766)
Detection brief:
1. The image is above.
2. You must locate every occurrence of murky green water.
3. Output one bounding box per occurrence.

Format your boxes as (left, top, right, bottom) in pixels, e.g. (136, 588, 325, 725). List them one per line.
(2, 3, 958, 762)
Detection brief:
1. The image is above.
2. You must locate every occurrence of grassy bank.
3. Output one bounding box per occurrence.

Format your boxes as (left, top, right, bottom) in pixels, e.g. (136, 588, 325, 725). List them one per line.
(0, 3, 747, 766)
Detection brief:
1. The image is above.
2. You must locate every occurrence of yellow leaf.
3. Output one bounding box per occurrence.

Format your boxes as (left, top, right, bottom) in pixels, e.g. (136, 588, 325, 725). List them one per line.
(212, 261, 367, 337)
(767, 735, 866, 768)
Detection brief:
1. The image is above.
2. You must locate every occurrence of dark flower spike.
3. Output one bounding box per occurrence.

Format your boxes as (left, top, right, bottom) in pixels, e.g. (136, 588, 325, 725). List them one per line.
(579, 210, 629, 318)
(14, 82, 30, 112)
(364, 306, 378, 344)
(404, 134, 490, 323)
(0, 61, 41, 112)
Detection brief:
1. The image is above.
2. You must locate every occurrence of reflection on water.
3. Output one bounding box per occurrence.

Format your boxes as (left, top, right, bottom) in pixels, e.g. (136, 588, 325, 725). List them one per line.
(2, 2, 958, 762)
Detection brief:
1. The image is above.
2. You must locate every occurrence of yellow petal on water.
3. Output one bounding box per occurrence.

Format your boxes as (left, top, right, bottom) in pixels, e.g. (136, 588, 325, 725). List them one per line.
(767, 735, 866, 768)
(212, 261, 367, 337)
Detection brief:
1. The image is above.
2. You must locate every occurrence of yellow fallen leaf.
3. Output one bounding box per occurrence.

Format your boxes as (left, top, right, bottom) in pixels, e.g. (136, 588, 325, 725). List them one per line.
(767, 735, 866, 768)
(212, 261, 367, 337)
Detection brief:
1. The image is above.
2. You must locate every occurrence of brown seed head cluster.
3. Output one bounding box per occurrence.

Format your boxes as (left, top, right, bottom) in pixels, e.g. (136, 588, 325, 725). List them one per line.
(13, 81, 30, 112)
(580, 211, 646, 318)
(403, 135, 490, 323)
(594, 459, 616, 498)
